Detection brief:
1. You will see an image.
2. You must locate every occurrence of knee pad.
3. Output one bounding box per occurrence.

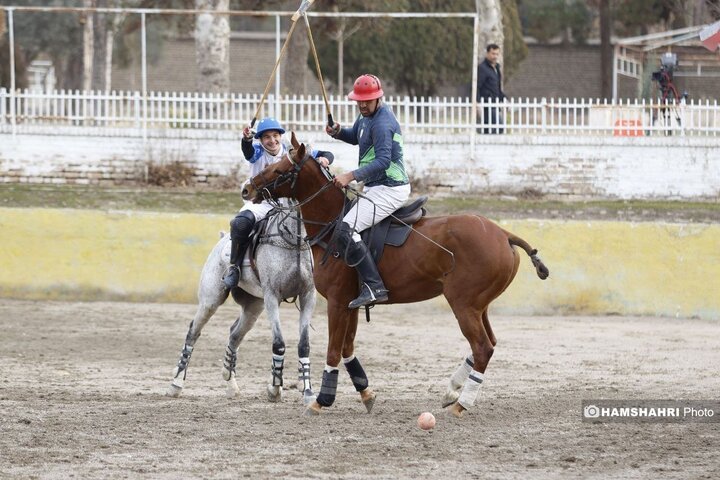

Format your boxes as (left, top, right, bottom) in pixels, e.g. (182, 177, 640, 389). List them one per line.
(230, 211, 255, 239)
(335, 222, 354, 251)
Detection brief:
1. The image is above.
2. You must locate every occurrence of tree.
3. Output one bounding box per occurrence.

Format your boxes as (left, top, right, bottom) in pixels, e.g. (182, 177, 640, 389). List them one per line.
(477, 0, 504, 55)
(600, 0, 612, 99)
(501, 0, 528, 79)
(195, 0, 230, 93)
(517, 0, 591, 44)
(0, 0, 86, 90)
(308, 0, 400, 94)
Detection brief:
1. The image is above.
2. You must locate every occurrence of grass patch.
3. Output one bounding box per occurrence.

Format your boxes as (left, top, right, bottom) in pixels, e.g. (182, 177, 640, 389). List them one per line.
(0, 183, 718, 222)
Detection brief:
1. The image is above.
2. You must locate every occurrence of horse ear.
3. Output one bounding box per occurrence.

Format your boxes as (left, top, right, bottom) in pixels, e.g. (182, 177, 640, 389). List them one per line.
(297, 142, 306, 162)
(291, 131, 300, 150)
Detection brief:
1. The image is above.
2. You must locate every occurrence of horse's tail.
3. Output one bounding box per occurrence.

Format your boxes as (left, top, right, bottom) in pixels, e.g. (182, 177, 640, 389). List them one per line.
(503, 229, 550, 280)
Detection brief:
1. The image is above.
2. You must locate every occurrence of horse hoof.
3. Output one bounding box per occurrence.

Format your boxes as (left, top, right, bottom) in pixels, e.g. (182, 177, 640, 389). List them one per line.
(267, 385, 282, 403)
(226, 381, 240, 399)
(302, 391, 316, 407)
(447, 402, 465, 418)
(304, 401, 322, 416)
(166, 384, 183, 398)
(360, 389, 376, 413)
(441, 390, 460, 408)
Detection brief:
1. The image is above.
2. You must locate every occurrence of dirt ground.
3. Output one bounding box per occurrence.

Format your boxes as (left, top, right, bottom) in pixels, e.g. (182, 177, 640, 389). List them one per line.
(1, 298, 718, 479)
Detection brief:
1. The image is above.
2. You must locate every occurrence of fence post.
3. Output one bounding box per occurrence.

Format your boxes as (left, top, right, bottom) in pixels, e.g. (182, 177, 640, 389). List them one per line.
(0, 88, 6, 127)
(404, 96, 410, 133)
(541, 97, 547, 134)
(679, 98, 686, 137)
(134, 91, 141, 133)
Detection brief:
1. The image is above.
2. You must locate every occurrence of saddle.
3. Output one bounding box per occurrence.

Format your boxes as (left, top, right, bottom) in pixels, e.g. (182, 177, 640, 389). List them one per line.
(359, 196, 428, 264)
(247, 211, 308, 281)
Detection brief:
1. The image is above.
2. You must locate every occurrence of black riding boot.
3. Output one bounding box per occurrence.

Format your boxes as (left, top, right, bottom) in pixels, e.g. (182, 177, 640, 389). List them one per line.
(336, 223, 389, 309)
(223, 211, 256, 289)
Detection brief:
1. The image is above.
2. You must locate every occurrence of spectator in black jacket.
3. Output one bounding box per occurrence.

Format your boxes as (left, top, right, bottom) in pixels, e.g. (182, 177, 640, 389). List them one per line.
(476, 43, 505, 134)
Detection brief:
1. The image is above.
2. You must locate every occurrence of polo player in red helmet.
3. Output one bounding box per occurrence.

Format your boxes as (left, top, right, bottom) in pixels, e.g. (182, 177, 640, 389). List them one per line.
(326, 74, 411, 309)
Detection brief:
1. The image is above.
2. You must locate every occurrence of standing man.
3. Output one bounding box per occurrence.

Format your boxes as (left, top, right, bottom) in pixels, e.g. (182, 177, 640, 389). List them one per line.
(477, 43, 506, 134)
(326, 73, 411, 309)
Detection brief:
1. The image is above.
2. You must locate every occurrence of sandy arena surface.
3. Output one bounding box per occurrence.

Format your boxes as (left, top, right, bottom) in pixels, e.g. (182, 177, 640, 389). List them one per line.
(1, 298, 718, 479)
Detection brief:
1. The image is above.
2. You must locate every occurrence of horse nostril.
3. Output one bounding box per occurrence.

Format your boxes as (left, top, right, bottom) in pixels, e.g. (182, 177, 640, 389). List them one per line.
(241, 188, 249, 199)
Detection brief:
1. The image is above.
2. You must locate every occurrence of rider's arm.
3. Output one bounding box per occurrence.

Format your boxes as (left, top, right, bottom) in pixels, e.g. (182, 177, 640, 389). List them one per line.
(241, 138, 256, 161)
(314, 150, 334, 165)
(352, 122, 392, 183)
(334, 120, 360, 146)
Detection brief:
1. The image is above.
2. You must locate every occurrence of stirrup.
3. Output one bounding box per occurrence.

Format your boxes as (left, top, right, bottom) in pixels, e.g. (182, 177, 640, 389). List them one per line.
(348, 284, 388, 309)
(223, 265, 240, 289)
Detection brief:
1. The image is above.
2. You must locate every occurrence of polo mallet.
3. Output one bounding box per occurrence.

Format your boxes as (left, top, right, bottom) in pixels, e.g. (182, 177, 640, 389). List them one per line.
(249, 0, 316, 129)
(303, 12, 335, 128)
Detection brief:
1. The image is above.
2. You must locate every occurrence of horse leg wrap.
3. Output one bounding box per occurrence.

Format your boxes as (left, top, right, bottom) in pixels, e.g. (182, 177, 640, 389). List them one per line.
(271, 354, 284, 387)
(174, 344, 194, 380)
(316, 366, 339, 407)
(223, 345, 237, 375)
(449, 355, 474, 391)
(457, 370, 484, 410)
(342, 355, 369, 392)
(298, 357, 312, 392)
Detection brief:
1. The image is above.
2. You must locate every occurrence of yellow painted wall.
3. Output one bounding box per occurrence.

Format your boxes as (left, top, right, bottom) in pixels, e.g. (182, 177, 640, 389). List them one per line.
(493, 219, 719, 318)
(0, 208, 227, 303)
(0, 208, 718, 318)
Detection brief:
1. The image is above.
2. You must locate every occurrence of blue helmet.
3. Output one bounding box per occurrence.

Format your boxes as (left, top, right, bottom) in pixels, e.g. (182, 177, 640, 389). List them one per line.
(254, 117, 285, 139)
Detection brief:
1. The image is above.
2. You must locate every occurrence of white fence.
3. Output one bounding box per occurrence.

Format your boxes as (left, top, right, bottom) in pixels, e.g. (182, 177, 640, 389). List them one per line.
(1, 89, 719, 139)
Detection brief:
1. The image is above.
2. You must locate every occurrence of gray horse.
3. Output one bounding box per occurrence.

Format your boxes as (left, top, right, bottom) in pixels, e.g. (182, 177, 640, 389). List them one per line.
(167, 206, 316, 405)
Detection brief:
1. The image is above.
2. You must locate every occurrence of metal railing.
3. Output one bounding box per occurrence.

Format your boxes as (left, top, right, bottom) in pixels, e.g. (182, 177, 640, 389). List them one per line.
(1, 89, 719, 139)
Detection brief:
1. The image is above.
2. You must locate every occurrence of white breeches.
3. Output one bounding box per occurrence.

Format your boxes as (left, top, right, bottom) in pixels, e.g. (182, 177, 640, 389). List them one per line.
(342, 184, 411, 242)
(239, 197, 292, 222)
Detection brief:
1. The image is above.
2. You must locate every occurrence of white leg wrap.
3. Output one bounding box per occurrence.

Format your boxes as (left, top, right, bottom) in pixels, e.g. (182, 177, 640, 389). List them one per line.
(324, 364, 339, 373)
(342, 355, 355, 364)
(457, 370, 484, 409)
(298, 357, 311, 392)
(449, 355, 474, 391)
(271, 354, 284, 387)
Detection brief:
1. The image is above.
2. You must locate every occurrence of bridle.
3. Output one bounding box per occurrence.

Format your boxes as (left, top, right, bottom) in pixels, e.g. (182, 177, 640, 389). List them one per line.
(249, 149, 338, 211)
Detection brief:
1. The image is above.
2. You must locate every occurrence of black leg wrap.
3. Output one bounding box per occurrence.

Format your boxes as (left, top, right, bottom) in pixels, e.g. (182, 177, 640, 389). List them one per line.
(344, 357, 369, 392)
(315, 369, 339, 407)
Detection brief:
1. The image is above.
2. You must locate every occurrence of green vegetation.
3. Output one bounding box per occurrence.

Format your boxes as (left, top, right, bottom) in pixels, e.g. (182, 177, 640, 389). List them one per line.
(2, 183, 718, 223)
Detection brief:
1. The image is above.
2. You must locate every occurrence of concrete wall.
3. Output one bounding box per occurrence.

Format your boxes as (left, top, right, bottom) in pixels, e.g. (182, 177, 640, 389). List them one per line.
(1, 207, 717, 318)
(1, 132, 719, 199)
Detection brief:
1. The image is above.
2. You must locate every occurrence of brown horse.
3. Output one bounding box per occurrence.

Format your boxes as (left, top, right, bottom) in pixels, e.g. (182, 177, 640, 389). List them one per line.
(242, 133, 549, 418)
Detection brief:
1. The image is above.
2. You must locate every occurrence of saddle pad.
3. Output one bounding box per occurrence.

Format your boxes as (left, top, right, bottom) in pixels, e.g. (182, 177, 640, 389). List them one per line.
(360, 219, 413, 264)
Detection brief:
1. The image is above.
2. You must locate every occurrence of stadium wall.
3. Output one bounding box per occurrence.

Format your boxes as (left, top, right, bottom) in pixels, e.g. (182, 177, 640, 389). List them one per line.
(1, 133, 718, 199)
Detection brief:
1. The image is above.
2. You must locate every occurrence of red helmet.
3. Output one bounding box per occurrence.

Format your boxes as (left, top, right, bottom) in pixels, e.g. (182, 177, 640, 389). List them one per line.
(347, 74, 384, 101)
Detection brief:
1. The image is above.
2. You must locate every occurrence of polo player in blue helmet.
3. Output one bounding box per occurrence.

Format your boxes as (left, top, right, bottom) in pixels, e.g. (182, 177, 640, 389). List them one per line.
(223, 117, 335, 288)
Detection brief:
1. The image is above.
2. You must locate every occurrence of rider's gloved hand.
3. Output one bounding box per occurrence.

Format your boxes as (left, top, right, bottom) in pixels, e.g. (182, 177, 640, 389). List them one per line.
(242, 126, 254, 141)
(326, 122, 341, 137)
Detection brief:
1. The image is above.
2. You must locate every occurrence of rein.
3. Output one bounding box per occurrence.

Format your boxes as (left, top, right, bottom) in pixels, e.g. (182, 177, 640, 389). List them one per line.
(251, 150, 455, 274)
